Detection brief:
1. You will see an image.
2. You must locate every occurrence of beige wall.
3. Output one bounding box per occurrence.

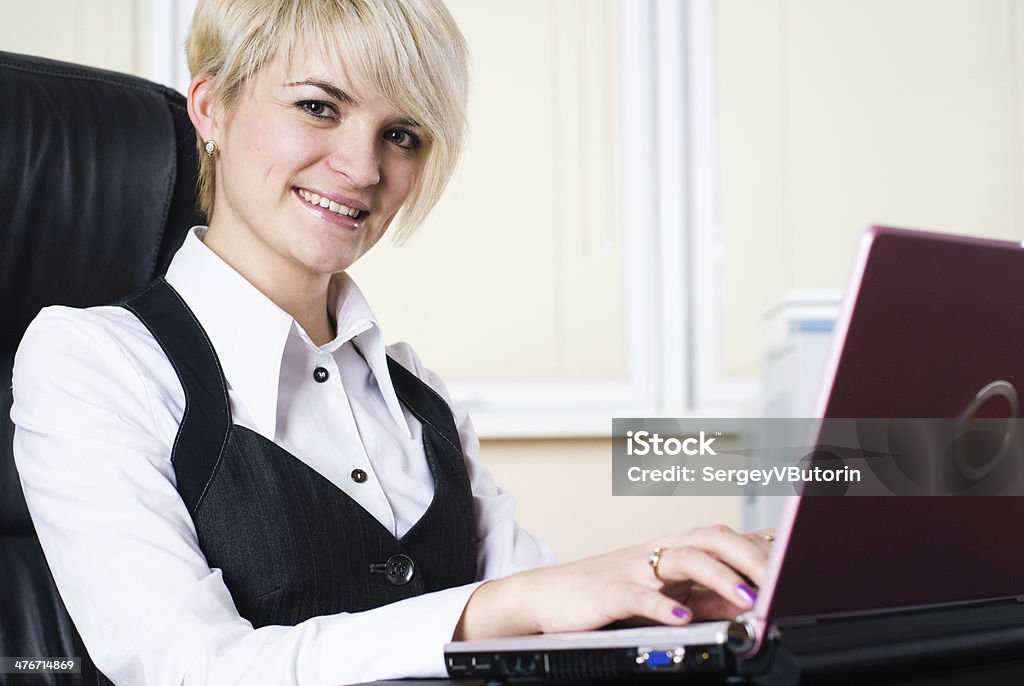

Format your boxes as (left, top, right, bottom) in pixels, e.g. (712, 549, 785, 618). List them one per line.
(718, 0, 1024, 378)
(0, 0, 146, 75)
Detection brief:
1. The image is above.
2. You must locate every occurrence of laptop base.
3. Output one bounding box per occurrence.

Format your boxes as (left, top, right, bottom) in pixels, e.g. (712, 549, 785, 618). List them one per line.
(446, 642, 730, 682)
(738, 599, 1024, 686)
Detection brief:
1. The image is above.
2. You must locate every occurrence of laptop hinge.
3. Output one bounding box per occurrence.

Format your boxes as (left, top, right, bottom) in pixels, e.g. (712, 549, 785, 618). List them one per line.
(734, 599, 1024, 685)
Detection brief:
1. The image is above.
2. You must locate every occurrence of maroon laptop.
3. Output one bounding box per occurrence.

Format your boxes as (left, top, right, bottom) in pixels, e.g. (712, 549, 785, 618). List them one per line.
(446, 227, 1024, 682)
(747, 226, 1024, 660)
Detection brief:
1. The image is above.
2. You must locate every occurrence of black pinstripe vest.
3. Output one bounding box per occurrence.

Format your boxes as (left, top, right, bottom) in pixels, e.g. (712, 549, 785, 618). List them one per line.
(121, 278, 478, 627)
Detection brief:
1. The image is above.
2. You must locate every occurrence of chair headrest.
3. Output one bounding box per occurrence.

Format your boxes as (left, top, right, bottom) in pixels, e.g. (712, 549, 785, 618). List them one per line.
(0, 51, 202, 532)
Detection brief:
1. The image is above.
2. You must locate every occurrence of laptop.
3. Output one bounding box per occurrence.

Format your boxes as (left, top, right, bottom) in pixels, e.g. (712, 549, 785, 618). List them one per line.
(444, 226, 1024, 682)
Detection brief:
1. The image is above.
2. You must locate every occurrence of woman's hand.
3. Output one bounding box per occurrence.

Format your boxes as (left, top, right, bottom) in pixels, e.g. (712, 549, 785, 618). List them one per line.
(454, 525, 775, 640)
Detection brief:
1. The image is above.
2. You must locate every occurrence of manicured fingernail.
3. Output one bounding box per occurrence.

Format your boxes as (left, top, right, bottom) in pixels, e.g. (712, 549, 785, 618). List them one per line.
(672, 606, 689, 620)
(736, 584, 758, 605)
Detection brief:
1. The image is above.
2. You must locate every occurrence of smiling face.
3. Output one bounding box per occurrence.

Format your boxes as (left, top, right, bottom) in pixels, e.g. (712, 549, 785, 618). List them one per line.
(197, 48, 429, 289)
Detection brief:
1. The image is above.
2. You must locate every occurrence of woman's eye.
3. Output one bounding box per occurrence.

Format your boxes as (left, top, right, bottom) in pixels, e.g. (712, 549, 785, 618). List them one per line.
(298, 100, 337, 119)
(385, 128, 422, 151)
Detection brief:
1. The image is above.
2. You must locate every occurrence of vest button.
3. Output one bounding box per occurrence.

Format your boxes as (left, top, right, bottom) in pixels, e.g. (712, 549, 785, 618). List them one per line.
(369, 554, 416, 585)
(313, 366, 329, 383)
(384, 554, 415, 585)
(351, 468, 368, 483)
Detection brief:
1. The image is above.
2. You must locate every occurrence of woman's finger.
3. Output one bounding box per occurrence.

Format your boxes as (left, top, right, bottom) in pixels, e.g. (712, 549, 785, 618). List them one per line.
(657, 580, 695, 606)
(684, 585, 747, 620)
(611, 584, 694, 627)
(652, 544, 759, 611)
(744, 528, 777, 556)
(668, 525, 770, 588)
(747, 528, 777, 542)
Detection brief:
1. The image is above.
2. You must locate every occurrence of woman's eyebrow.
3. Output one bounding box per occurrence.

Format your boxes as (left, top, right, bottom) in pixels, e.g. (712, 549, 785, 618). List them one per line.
(284, 79, 355, 104)
(394, 116, 423, 129)
(285, 78, 423, 129)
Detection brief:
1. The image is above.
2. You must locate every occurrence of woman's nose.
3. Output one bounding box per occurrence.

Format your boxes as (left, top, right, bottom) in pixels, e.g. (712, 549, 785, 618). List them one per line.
(327, 131, 381, 188)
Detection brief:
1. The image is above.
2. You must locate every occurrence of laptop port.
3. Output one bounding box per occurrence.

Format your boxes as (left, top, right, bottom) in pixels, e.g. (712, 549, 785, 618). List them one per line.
(635, 646, 685, 671)
(446, 656, 469, 674)
(688, 645, 728, 671)
(510, 654, 540, 676)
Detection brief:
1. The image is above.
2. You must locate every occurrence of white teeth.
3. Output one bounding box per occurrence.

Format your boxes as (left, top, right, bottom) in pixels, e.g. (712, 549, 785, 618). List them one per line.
(298, 189, 362, 218)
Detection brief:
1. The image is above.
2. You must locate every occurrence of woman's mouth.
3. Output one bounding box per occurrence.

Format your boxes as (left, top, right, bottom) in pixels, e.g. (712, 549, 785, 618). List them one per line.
(296, 188, 368, 220)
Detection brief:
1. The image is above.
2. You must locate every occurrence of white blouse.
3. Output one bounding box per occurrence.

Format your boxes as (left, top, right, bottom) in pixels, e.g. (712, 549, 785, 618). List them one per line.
(11, 227, 554, 685)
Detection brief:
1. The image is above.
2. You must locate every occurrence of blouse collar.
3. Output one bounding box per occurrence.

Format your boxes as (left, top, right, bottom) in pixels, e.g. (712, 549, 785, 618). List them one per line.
(163, 226, 411, 440)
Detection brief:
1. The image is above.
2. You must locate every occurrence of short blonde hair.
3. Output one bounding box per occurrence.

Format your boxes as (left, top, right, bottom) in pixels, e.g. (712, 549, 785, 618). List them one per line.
(185, 0, 469, 241)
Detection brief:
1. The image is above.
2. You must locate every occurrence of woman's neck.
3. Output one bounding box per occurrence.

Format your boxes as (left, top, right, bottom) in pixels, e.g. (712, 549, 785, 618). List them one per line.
(201, 225, 337, 347)
(286, 294, 336, 347)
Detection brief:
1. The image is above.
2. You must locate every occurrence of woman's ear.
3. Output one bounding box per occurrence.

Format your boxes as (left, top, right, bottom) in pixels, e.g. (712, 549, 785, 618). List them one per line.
(187, 73, 218, 142)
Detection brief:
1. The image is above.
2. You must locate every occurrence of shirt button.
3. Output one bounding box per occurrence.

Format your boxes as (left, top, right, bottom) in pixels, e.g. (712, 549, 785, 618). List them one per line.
(313, 367, 329, 383)
(351, 468, 368, 483)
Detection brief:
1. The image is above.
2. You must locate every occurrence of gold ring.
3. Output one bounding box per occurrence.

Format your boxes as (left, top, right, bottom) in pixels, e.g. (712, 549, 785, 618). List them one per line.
(760, 533, 776, 543)
(648, 546, 665, 580)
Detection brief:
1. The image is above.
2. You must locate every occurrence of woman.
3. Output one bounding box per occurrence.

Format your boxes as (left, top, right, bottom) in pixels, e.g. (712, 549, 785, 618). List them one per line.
(11, 1, 770, 684)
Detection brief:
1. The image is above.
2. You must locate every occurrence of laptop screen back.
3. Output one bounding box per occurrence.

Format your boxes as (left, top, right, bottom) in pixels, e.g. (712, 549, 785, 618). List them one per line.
(763, 226, 1024, 624)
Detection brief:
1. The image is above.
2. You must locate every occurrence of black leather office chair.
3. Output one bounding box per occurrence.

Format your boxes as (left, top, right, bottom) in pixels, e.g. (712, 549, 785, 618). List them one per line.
(0, 51, 202, 685)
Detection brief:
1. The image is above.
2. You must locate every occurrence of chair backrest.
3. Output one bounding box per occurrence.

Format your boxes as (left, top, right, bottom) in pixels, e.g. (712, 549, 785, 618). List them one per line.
(0, 51, 202, 684)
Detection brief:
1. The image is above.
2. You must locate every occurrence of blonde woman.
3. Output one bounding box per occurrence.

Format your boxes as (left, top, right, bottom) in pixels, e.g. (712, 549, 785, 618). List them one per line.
(11, 1, 770, 683)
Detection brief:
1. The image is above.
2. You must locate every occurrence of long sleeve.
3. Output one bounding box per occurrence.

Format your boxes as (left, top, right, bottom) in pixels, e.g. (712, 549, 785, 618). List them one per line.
(11, 309, 485, 685)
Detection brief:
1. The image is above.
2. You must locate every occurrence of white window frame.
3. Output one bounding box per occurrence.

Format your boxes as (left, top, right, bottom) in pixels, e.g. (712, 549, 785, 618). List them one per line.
(147, 0, 756, 438)
(146, 0, 194, 93)
(682, 0, 761, 413)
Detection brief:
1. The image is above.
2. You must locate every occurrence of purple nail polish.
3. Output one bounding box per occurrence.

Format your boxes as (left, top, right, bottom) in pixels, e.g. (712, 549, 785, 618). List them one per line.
(672, 606, 689, 620)
(736, 584, 758, 605)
